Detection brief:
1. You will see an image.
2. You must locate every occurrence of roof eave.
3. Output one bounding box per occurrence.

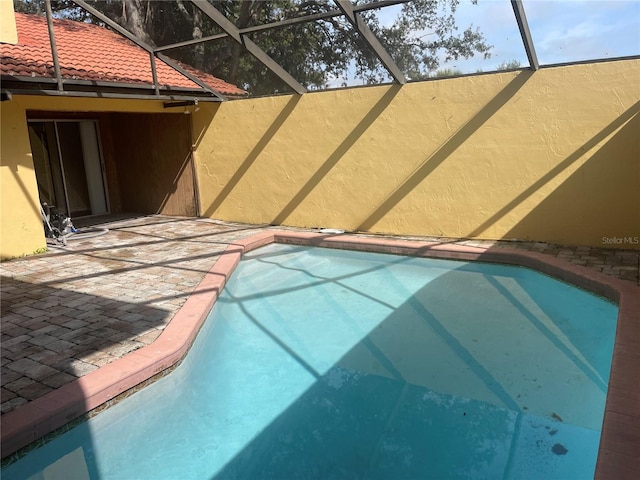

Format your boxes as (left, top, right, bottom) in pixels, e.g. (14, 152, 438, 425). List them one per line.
(0, 75, 247, 101)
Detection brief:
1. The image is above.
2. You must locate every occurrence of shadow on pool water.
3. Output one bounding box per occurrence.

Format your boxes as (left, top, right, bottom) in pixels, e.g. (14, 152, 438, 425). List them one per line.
(1, 244, 617, 479)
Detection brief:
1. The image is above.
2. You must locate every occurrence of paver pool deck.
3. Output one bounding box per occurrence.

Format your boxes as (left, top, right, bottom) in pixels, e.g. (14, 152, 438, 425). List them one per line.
(1, 215, 638, 477)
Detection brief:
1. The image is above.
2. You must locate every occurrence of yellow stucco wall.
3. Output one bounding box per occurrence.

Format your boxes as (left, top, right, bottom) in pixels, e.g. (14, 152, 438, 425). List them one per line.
(2, 60, 639, 258)
(0, 0, 18, 44)
(0, 101, 43, 259)
(0, 96, 182, 260)
(195, 59, 640, 249)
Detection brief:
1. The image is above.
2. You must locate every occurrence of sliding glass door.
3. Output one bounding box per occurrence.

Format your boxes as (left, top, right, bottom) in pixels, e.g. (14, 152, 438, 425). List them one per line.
(28, 120, 108, 218)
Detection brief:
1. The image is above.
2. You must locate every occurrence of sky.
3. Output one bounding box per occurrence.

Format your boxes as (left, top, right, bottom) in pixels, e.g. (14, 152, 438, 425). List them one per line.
(378, 0, 640, 75)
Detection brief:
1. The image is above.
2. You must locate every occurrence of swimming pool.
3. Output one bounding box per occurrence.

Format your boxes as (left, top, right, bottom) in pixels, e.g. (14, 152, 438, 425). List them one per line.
(2, 240, 619, 479)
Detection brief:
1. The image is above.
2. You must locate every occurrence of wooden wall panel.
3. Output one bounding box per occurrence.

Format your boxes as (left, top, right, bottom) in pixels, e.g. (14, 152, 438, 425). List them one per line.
(110, 113, 196, 216)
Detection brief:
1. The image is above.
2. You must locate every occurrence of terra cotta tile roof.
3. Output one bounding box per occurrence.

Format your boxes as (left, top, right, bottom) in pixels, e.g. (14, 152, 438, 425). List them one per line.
(0, 13, 246, 97)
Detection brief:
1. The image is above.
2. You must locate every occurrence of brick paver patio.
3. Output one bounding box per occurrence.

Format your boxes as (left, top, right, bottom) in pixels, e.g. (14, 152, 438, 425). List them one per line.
(1, 215, 638, 418)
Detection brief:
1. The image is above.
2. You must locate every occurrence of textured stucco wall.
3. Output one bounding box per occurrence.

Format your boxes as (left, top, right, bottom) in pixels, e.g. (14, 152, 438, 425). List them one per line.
(0, 0, 18, 44)
(0, 96, 182, 260)
(0, 101, 44, 259)
(195, 59, 640, 249)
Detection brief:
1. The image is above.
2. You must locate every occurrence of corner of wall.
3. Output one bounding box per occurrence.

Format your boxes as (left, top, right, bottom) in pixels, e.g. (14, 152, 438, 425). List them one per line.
(1, 99, 47, 260)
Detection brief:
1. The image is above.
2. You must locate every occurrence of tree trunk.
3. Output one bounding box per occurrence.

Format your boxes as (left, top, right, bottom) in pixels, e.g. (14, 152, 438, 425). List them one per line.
(228, 0, 257, 83)
(122, 0, 155, 46)
(192, 8, 204, 70)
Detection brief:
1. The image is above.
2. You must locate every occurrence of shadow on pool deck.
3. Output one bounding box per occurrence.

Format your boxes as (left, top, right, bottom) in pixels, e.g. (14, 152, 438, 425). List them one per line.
(3, 242, 620, 479)
(1, 217, 268, 413)
(1, 220, 638, 478)
(1, 216, 275, 465)
(1, 276, 171, 403)
(0, 277, 175, 475)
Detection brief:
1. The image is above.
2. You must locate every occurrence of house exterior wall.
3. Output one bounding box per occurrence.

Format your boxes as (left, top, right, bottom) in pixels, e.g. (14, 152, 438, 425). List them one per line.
(0, 100, 44, 259)
(0, 96, 188, 260)
(194, 59, 640, 249)
(0, 0, 17, 44)
(2, 59, 639, 259)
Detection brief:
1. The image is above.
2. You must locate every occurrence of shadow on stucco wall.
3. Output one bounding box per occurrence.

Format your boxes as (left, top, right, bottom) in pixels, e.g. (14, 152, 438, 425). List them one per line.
(271, 86, 401, 225)
(355, 71, 533, 232)
(204, 94, 302, 218)
(476, 103, 640, 250)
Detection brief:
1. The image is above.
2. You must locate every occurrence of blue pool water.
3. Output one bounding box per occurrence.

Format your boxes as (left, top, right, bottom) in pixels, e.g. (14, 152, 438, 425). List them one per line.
(3, 244, 618, 479)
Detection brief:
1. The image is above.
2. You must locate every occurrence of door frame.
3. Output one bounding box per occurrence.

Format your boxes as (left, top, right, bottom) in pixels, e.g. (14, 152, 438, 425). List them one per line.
(27, 117, 110, 218)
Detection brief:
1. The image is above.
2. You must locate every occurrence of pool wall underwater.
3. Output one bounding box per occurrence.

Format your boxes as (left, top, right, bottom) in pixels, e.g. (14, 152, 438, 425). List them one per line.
(1, 231, 638, 478)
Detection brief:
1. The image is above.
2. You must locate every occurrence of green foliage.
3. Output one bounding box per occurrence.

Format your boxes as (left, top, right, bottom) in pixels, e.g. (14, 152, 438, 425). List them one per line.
(433, 67, 463, 78)
(14, 0, 493, 95)
(496, 59, 522, 71)
(0, 246, 47, 262)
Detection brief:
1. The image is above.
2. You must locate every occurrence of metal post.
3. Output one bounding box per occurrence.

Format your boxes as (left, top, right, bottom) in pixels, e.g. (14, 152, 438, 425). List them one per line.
(149, 53, 160, 96)
(52, 122, 72, 216)
(70, 0, 226, 100)
(511, 0, 539, 70)
(44, 0, 64, 91)
(158, 0, 412, 53)
(191, 0, 307, 94)
(334, 0, 406, 84)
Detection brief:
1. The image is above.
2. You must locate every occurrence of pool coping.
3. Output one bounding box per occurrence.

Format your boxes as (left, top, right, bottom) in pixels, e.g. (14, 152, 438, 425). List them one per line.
(1, 230, 638, 477)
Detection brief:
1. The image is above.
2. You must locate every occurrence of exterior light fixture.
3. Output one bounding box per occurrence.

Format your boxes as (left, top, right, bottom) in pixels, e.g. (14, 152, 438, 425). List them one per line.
(162, 99, 199, 109)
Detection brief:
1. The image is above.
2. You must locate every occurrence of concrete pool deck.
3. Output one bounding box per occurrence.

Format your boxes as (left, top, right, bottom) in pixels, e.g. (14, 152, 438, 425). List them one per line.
(1, 215, 639, 477)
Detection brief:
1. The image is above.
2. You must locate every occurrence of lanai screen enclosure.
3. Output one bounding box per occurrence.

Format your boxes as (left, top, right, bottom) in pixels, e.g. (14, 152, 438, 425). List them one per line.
(5, 0, 638, 102)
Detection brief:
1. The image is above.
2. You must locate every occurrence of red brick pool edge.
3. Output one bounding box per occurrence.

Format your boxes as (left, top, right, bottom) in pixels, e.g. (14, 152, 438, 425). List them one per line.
(2, 231, 638, 478)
